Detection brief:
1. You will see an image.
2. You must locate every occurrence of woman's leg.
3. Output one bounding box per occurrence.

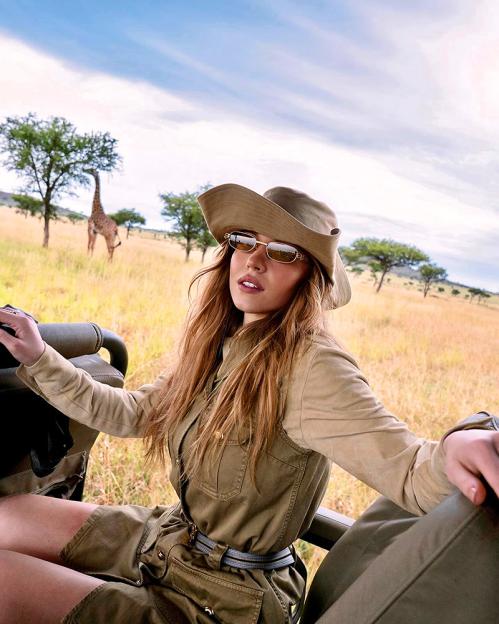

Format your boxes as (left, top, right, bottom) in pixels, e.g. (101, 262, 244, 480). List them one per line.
(0, 549, 104, 624)
(0, 494, 105, 623)
(0, 493, 98, 563)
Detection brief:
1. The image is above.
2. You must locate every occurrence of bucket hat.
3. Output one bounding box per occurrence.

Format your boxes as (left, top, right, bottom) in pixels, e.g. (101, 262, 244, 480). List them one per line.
(197, 183, 351, 309)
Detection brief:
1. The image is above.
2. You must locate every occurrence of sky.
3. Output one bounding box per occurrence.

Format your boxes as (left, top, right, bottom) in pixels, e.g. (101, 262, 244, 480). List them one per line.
(0, 0, 498, 291)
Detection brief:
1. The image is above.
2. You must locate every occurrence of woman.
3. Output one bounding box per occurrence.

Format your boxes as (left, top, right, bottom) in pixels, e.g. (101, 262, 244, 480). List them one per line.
(0, 183, 497, 624)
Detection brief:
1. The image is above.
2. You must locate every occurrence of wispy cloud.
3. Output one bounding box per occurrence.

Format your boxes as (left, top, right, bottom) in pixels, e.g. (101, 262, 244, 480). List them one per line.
(254, 0, 499, 211)
(126, 1, 499, 220)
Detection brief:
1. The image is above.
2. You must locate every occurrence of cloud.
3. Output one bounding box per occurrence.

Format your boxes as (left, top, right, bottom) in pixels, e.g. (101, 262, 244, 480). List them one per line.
(259, 0, 499, 210)
(0, 32, 497, 291)
(134, 1, 499, 222)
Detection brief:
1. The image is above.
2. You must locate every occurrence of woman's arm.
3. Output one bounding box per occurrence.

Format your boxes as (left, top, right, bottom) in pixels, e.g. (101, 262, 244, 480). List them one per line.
(291, 341, 498, 515)
(0, 307, 167, 438)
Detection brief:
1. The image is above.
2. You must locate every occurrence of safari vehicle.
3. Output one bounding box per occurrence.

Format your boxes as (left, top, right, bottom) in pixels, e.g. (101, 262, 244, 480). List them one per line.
(1, 322, 496, 624)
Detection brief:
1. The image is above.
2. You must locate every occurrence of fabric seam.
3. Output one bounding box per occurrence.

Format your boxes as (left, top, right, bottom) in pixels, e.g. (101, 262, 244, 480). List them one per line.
(60, 582, 107, 624)
(59, 505, 107, 564)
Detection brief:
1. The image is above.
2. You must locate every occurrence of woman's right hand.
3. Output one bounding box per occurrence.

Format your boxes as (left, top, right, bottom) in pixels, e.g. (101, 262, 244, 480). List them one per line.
(0, 307, 46, 366)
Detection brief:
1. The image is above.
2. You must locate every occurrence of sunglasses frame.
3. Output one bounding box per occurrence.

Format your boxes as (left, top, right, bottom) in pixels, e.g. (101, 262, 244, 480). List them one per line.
(224, 231, 305, 264)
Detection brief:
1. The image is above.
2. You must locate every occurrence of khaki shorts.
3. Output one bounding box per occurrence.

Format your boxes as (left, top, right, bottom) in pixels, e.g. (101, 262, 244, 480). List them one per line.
(61, 504, 187, 623)
(60, 503, 300, 624)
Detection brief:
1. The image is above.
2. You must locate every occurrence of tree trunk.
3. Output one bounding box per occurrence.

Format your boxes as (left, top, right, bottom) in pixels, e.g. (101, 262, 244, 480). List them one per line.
(127, 225, 131, 239)
(201, 247, 207, 263)
(375, 268, 389, 292)
(423, 283, 429, 297)
(185, 242, 191, 262)
(42, 197, 51, 248)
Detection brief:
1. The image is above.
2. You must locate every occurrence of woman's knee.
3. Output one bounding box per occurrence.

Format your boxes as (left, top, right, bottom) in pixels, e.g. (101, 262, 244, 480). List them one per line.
(0, 493, 98, 559)
(0, 548, 104, 624)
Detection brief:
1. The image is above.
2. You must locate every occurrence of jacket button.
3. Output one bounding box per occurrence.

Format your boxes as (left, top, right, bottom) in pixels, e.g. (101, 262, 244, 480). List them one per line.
(157, 549, 165, 560)
(175, 458, 180, 465)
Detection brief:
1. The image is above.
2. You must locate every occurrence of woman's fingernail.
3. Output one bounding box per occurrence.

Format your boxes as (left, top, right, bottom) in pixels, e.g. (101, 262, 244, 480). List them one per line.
(470, 486, 477, 504)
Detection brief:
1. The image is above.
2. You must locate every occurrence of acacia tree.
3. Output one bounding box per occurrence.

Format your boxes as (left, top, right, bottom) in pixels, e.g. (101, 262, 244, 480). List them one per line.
(65, 211, 87, 225)
(419, 263, 448, 298)
(109, 208, 146, 238)
(368, 260, 383, 286)
(0, 113, 121, 247)
(196, 222, 217, 263)
(343, 238, 429, 292)
(468, 287, 491, 304)
(11, 193, 44, 219)
(159, 184, 211, 261)
(339, 245, 360, 266)
(349, 266, 364, 278)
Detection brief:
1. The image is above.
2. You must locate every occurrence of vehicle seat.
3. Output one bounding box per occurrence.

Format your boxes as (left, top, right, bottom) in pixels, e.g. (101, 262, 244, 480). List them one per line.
(300, 491, 499, 624)
(0, 322, 127, 500)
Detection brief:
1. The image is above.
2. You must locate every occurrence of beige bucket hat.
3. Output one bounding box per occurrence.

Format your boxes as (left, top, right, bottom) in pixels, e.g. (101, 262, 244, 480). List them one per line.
(197, 183, 351, 309)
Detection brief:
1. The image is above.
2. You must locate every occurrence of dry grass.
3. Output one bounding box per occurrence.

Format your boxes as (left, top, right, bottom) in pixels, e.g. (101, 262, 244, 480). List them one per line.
(1, 205, 498, 577)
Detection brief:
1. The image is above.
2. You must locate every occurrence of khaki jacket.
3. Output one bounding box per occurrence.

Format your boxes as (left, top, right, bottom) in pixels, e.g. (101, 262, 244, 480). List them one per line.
(16, 333, 496, 622)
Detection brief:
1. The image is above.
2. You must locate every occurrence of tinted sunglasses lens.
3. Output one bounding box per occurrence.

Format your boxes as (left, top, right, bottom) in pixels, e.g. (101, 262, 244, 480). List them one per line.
(229, 232, 256, 252)
(267, 242, 299, 263)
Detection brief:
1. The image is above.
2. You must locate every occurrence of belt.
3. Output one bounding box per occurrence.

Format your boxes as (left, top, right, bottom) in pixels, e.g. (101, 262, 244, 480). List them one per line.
(193, 529, 295, 570)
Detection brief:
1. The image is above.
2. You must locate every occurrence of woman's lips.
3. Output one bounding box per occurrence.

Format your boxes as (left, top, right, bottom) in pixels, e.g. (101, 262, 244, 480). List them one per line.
(237, 275, 264, 293)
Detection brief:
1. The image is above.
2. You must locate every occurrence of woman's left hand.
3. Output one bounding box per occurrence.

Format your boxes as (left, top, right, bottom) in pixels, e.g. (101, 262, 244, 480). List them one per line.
(443, 429, 499, 505)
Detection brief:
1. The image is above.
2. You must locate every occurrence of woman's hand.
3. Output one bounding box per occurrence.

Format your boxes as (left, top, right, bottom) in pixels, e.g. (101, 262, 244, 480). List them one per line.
(0, 307, 45, 366)
(443, 429, 499, 505)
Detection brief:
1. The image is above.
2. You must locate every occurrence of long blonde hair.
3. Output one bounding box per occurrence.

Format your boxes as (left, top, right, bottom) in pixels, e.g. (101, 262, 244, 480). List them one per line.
(144, 239, 334, 479)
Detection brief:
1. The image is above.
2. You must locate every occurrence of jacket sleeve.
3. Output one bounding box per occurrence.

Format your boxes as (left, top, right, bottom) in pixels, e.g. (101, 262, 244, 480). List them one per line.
(298, 343, 497, 516)
(15, 342, 168, 438)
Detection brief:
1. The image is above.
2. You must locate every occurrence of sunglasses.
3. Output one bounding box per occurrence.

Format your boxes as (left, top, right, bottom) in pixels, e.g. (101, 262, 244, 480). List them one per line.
(224, 231, 305, 264)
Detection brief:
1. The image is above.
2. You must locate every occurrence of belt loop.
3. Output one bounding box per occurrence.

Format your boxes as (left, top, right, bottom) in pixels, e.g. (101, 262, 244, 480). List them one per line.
(206, 543, 229, 570)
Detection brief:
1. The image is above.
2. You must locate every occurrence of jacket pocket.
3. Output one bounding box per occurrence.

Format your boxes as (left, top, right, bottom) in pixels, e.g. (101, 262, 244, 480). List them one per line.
(169, 558, 263, 624)
(192, 436, 249, 501)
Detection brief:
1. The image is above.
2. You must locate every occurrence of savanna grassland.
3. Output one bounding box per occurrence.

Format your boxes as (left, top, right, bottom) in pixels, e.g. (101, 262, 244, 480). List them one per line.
(1, 205, 498, 575)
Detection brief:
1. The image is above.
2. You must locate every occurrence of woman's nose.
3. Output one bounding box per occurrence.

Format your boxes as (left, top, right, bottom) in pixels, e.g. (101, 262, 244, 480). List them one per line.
(246, 244, 267, 271)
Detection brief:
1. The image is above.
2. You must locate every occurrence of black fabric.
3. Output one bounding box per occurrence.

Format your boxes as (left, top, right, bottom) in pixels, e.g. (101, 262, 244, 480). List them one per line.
(29, 411, 74, 477)
(0, 389, 73, 478)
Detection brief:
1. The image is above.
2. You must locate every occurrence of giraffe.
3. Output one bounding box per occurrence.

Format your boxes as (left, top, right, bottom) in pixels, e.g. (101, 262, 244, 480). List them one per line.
(85, 168, 121, 262)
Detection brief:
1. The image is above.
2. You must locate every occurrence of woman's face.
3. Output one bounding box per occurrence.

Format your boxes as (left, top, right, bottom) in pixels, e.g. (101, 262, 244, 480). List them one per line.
(229, 231, 310, 325)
